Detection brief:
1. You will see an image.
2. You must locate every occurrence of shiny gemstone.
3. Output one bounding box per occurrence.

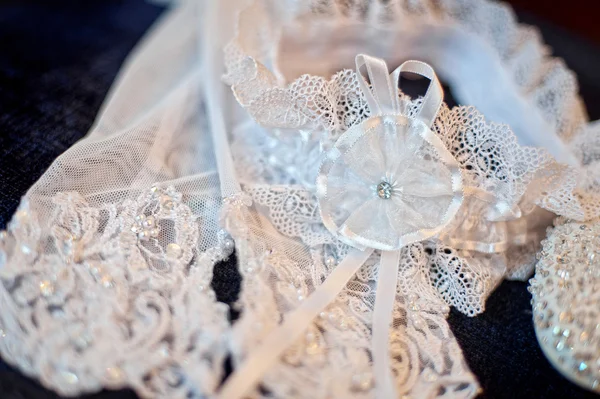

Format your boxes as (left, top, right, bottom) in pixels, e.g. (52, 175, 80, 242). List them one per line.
(377, 181, 393, 199)
(142, 216, 155, 228)
(423, 368, 438, 382)
(305, 341, 321, 355)
(224, 238, 234, 249)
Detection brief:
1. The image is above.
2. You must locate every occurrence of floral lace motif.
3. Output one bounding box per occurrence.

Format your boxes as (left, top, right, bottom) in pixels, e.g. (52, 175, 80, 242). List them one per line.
(0, 188, 230, 398)
(223, 194, 479, 398)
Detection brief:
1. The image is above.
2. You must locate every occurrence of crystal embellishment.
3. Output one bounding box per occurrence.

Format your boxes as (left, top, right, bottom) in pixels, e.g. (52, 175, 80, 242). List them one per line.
(131, 214, 160, 241)
(377, 181, 393, 199)
(316, 115, 463, 251)
(530, 218, 600, 393)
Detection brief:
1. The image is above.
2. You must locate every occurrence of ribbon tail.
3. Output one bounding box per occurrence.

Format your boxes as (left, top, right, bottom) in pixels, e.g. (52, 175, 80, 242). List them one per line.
(217, 247, 374, 399)
(373, 250, 401, 399)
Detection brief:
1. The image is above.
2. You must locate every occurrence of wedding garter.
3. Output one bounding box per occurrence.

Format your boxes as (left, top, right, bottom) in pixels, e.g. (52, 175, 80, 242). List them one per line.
(0, 0, 599, 398)
(220, 0, 599, 398)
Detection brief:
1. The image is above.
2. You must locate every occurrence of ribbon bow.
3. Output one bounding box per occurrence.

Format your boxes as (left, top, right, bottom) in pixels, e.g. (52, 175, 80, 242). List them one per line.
(219, 55, 463, 399)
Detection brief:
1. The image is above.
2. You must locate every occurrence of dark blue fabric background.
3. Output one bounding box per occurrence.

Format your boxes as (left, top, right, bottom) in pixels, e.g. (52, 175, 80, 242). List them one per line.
(0, 1, 599, 398)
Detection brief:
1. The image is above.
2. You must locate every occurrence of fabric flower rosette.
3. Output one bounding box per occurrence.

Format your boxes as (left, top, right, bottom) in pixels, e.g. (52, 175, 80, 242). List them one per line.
(315, 55, 464, 399)
(220, 54, 574, 398)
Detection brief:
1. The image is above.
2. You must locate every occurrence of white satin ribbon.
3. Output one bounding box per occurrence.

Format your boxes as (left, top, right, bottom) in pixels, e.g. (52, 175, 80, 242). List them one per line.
(218, 248, 374, 399)
(372, 250, 402, 398)
(218, 55, 447, 399)
(356, 54, 443, 126)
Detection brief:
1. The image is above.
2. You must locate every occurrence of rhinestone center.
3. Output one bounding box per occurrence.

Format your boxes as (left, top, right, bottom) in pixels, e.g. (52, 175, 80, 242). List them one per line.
(377, 181, 393, 199)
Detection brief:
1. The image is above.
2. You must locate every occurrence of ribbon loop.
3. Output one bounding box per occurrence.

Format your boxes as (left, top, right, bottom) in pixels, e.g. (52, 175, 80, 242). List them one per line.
(356, 54, 401, 115)
(392, 60, 444, 127)
(356, 55, 444, 127)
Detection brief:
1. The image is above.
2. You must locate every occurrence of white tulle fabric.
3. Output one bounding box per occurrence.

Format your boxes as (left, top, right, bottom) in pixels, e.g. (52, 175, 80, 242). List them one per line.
(0, 0, 599, 398)
(0, 2, 232, 398)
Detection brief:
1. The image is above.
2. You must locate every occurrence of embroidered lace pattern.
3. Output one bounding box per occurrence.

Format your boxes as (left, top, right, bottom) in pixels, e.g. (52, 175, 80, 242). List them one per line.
(0, 3, 234, 398)
(0, 188, 231, 398)
(223, 192, 480, 398)
(222, 0, 599, 398)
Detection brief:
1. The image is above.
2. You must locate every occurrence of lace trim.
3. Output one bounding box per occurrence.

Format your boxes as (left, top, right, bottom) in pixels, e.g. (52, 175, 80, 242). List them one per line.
(224, 2, 592, 222)
(224, 0, 588, 146)
(0, 187, 231, 398)
(223, 193, 480, 398)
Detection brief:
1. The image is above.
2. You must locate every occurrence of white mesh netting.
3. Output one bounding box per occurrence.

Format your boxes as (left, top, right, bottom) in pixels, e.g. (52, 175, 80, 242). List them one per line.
(1, 2, 232, 398)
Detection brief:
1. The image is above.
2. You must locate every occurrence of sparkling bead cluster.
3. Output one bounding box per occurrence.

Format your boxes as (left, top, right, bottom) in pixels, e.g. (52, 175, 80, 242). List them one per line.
(131, 215, 160, 241)
(529, 219, 600, 392)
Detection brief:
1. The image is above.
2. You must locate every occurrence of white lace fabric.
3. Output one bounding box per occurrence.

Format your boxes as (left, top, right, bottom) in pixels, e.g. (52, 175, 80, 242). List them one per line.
(0, 0, 599, 398)
(221, 0, 599, 398)
(1, 2, 232, 398)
